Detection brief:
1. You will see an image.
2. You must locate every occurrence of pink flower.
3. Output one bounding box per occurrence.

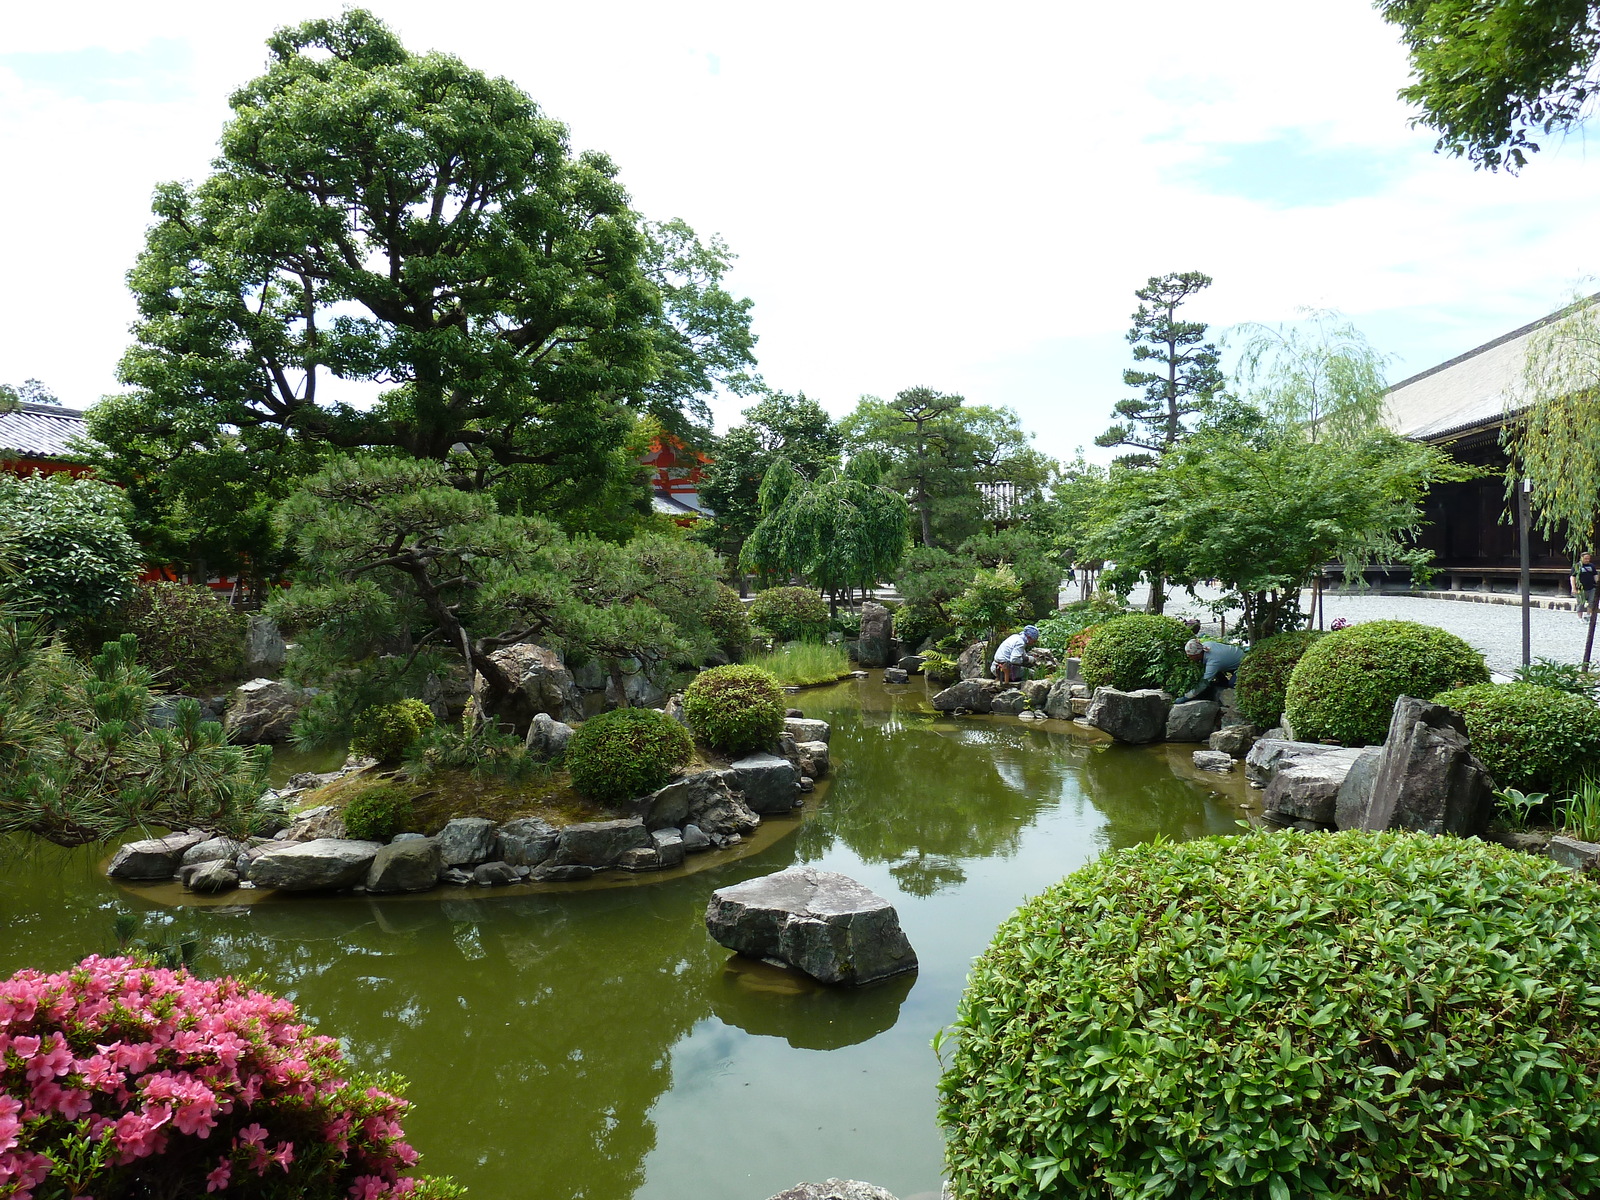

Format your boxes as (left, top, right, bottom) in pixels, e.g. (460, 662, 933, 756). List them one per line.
(272, 1141, 295, 1171)
(205, 1158, 232, 1192)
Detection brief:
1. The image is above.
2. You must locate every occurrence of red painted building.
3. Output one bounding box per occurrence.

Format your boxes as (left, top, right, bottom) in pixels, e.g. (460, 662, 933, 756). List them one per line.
(642, 436, 713, 525)
(0, 402, 93, 478)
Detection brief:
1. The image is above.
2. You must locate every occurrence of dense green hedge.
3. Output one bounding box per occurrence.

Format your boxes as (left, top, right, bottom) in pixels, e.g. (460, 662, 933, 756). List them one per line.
(940, 830, 1600, 1199)
(1435, 681, 1600, 795)
(748, 586, 829, 642)
(567, 707, 692, 802)
(350, 699, 436, 763)
(682, 664, 785, 755)
(704, 583, 750, 653)
(341, 783, 416, 842)
(1285, 620, 1488, 745)
(1033, 597, 1125, 656)
(1233, 629, 1323, 728)
(120, 582, 247, 692)
(1079, 613, 1199, 695)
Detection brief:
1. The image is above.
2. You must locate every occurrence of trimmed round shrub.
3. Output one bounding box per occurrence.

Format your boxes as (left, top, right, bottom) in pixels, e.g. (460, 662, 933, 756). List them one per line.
(1234, 629, 1323, 728)
(349, 699, 436, 763)
(1435, 680, 1600, 794)
(747, 586, 828, 643)
(341, 783, 416, 842)
(682, 664, 785, 755)
(940, 830, 1600, 1200)
(0, 955, 455, 1199)
(704, 583, 750, 652)
(567, 707, 692, 803)
(1079, 613, 1199, 694)
(119, 583, 247, 692)
(1285, 619, 1489, 746)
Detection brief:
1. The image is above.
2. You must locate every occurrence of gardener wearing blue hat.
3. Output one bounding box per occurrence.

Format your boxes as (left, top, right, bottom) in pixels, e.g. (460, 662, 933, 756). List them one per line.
(991, 625, 1041, 685)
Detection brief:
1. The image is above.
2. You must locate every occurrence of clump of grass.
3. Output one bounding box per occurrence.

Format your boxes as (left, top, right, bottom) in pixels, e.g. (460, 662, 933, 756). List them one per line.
(747, 642, 852, 687)
(1560, 772, 1600, 842)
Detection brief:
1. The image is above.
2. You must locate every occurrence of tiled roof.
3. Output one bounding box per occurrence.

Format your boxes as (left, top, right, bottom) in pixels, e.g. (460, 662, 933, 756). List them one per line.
(650, 488, 712, 517)
(0, 402, 91, 461)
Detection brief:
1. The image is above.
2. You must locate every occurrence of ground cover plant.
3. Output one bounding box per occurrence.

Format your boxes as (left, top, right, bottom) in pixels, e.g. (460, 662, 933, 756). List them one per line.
(566, 708, 692, 803)
(1233, 628, 1323, 728)
(939, 830, 1600, 1200)
(746, 642, 851, 688)
(1285, 619, 1488, 746)
(1435, 681, 1600, 796)
(682, 664, 786, 753)
(1078, 613, 1199, 695)
(0, 955, 459, 1199)
(118, 582, 246, 692)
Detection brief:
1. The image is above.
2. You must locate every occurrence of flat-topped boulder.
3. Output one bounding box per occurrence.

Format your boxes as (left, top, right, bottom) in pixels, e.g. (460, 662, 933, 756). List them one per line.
(107, 832, 208, 880)
(785, 718, 830, 744)
(1262, 748, 1366, 828)
(1086, 687, 1169, 744)
(1209, 722, 1262, 758)
(498, 817, 559, 867)
(436, 817, 499, 866)
(796, 741, 830, 780)
(1166, 700, 1220, 743)
(931, 678, 1004, 713)
(248, 839, 382, 891)
(1244, 738, 1349, 787)
(731, 753, 799, 815)
(767, 1183, 900, 1200)
(989, 689, 1029, 716)
(705, 866, 918, 986)
(366, 839, 443, 894)
(552, 818, 650, 868)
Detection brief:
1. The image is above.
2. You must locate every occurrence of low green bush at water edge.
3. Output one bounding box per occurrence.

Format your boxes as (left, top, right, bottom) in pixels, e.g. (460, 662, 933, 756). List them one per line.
(939, 830, 1600, 1200)
(746, 642, 852, 687)
(341, 783, 417, 841)
(567, 707, 692, 802)
(1078, 613, 1198, 694)
(682, 664, 786, 753)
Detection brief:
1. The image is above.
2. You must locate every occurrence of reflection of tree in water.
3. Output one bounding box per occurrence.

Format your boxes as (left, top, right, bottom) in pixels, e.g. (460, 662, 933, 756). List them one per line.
(1077, 743, 1239, 850)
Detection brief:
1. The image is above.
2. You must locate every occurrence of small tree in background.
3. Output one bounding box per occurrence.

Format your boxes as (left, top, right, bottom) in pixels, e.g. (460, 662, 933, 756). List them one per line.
(1229, 309, 1392, 444)
(0, 474, 142, 638)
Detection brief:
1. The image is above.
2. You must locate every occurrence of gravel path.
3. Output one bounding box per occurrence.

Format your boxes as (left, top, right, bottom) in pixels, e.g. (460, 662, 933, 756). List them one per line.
(1118, 584, 1598, 678)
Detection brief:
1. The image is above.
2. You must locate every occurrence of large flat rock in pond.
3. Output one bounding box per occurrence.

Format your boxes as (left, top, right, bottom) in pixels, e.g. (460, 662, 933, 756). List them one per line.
(248, 839, 381, 891)
(784, 717, 830, 744)
(366, 839, 443, 893)
(731, 753, 799, 815)
(107, 833, 207, 880)
(706, 866, 917, 986)
(1086, 687, 1169, 744)
(931, 678, 1002, 713)
(1262, 748, 1365, 828)
(1244, 738, 1351, 786)
(767, 1182, 900, 1200)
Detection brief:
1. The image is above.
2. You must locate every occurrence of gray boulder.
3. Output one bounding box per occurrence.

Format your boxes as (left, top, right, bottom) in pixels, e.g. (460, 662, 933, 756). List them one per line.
(223, 678, 307, 744)
(931, 678, 1003, 713)
(1043, 678, 1075, 721)
(651, 828, 686, 868)
(1165, 700, 1220, 743)
(1344, 697, 1495, 836)
(796, 740, 830, 780)
(498, 817, 559, 867)
(1021, 679, 1052, 709)
(473, 861, 520, 886)
(282, 804, 348, 842)
(1262, 748, 1366, 828)
(485, 643, 583, 725)
(604, 658, 669, 710)
(366, 839, 443, 893)
(1062, 657, 1082, 682)
(956, 640, 990, 680)
(436, 818, 499, 867)
(785, 718, 830, 744)
(731, 753, 800, 815)
(989, 689, 1029, 716)
(1209, 723, 1262, 758)
(767, 1183, 900, 1200)
(705, 866, 918, 986)
(882, 667, 909, 684)
(107, 832, 208, 880)
(248, 839, 381, 890)
(244, 613, 288, 674)
(1244, 738, 1349, 787)
(184, 860, 240, 894)
(857, 602, 893, 668)
(617, 847, 662, 872)
(552, 818, 650, 867)
(681, 823, 713, 852)
(523, 713, 574, 760)
(181, 836, 250, 868)
(663, 693, 690, 727)
(896, 655, 923, 673)
(532, 863, 597, 882)
(1550, 835, 1600, 873)
(635, 769, 759, 837)
(1086, 688, 1170, 744)
(1332, 747, 1385, 831)
(1193, 750, 1234, 773)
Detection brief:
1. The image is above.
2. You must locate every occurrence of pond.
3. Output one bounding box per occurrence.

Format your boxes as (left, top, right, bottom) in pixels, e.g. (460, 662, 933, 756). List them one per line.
(0, 677, 1250, 1200)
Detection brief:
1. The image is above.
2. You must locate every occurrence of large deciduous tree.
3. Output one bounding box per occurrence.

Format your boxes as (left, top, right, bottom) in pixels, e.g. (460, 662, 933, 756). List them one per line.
(90, 10, 754, 576)
(1229, 309, 1392, 444)
(1378, 0, 1600, 171)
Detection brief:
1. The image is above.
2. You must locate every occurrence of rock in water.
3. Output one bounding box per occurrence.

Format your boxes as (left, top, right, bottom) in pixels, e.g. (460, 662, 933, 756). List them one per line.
(1192, 750, 1235, 773)
(248, 839, 382, 890)
(1085, 687, 1169, 744)
(223, 678, 307, 744)
(882, 667, 909, 684)
(107, 833, 208, 880)
(857, 602, 893, 668)
(473, 861, 520, 886)
(705, 866, 918, 986)
(1244, 738, 1350, 787)
(784, 718, 830, 744)
(436, 818, 499, 867)
(524, 712, 574, 760)
(931, 678, 1003, 713)
(731, 753, 799, 815)
(767, 1183, 900, 1200)
(366, 839, 443, 893)
(498, 817, 559, 867)
(551, 818, 651, 867)
(1261, 748, 1365, 828)
(989, 689, 1029, 716)
(181, 836, 251, 868)
(1043, 678, 1075, 721)
(1165, 700, 1220, 743)
(1349, 696, 1495, 836)
(1209, 722, 1262, 758)
(184, 860, 241, 894)
(635, 769, 759, 836)
(796, 741, 830, 780)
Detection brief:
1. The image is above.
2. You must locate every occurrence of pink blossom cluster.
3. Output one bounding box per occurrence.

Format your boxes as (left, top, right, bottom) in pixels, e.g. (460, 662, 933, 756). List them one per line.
(0, 956, 425, 1200)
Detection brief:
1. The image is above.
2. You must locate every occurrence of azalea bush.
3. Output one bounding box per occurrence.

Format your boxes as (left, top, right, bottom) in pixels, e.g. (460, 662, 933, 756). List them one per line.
(0, 955, 459, 1199)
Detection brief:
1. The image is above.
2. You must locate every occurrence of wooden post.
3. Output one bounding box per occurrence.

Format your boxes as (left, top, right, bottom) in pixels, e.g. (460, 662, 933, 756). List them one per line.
(1519, 478, 1531, 668)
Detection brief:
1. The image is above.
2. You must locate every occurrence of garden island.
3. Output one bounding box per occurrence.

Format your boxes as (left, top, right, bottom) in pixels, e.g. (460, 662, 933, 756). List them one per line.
(6, 6, 1600, 1199)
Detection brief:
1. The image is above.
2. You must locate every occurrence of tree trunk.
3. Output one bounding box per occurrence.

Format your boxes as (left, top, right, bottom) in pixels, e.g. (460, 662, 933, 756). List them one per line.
(1146, 573, 1166, 615)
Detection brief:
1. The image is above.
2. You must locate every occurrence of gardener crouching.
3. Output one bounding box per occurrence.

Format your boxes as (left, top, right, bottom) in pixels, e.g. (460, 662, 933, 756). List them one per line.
(991, 625, 1042, 685)
(1178, 637, 1244, 703)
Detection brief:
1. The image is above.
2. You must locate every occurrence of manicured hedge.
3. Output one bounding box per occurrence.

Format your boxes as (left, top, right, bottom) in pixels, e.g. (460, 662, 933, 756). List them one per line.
(682, 664, 785, 755)
(940, 830, 1600, 1199)
(349, 699, 436, 763)
(1079, 613, 1198, 695)
(567, 707, 692, 802)
(341, 783, 417, 842)
(1233, 629, 1323, 728)
(1284, 620, 1488, 745)
(1435, 680, 1600, 795)
(704, 583, 751, 653)
(748, 586, 828, 643)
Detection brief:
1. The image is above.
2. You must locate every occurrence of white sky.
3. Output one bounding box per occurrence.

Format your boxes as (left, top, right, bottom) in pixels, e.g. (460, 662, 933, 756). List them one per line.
(4, 0, 1599, 465)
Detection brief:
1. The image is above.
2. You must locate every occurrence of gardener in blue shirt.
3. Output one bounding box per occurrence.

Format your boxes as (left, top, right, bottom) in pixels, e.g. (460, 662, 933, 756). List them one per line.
(1179, 638, 1245, 702)
(991, 625, 1041, 685)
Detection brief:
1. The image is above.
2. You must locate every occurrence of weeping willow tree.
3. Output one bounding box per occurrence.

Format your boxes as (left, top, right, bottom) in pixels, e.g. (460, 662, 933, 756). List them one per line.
(1229, 309, 1392, 444)
(1503, 293, 1600, 662)
(741, 455, 911, 614)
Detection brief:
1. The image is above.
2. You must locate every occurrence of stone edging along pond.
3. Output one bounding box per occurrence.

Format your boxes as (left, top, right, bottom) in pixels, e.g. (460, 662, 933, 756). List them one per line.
(104, 716, 836, 908)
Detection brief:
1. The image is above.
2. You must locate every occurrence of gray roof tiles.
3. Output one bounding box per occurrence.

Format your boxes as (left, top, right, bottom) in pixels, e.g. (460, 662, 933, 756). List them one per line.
(0, 402, 91, 461)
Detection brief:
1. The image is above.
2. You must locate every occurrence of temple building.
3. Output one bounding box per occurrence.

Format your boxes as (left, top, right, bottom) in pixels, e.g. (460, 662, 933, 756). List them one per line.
(0, 401, 92, 478)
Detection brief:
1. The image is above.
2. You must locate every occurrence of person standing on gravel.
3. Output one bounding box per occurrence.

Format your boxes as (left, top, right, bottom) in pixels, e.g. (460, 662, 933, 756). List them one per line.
(1574, 552, 1597, 618)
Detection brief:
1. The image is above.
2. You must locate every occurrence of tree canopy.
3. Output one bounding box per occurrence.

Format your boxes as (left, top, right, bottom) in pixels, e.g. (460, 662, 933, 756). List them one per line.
(1378, 0, 1600, 171)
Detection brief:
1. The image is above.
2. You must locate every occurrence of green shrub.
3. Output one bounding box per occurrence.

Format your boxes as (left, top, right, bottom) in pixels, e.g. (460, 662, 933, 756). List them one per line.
(682, 663, 785, 754)
(893, 599, 949, 648)
(950, 564, 1029, 643)
(704, 583, 750, 653)
(746, 643, 850, 687)
(1233, 629, 1323, 728)
(350, 698, 436, 763)
(1033, 596, 1124, 655)
(940, 830, 1600, 1200)
(341, 783, 416, 841)
(1285, 620, 1488, 745)
(405, 719, 539, 783)
(0, 472, 142, 635)
(1434, 681, 1600, 794)
(1513, 656, 1600, 698)
(119, 582, 248, 692)
(1079, 613, 1198, 694)
(748, 586, 828, 642)
(566, 707, 692, 802)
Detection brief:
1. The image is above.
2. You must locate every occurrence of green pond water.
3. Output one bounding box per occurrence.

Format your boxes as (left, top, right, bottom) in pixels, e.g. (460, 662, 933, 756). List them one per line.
(0, 678, 1251, 1200)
